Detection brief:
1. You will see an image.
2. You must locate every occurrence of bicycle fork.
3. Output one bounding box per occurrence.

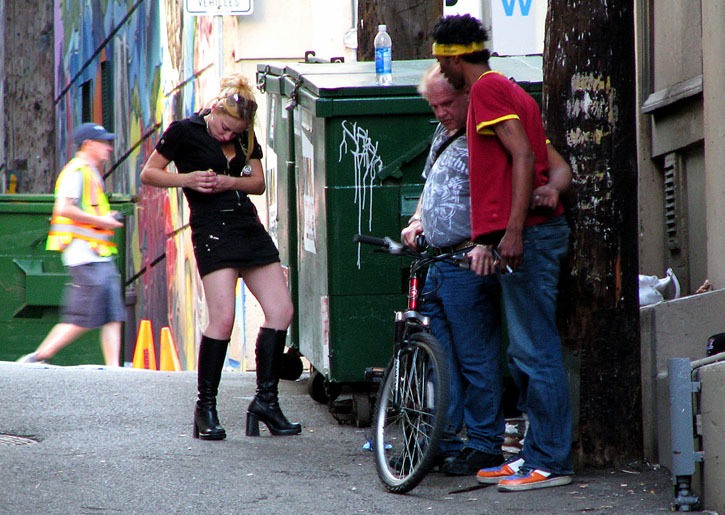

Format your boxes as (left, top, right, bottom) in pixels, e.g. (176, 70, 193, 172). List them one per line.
(391, 311, 431, 410)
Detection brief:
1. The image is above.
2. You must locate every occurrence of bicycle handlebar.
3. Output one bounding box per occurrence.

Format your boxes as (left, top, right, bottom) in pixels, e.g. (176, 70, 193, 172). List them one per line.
(355, 234, 514, 275)
(352, 234, 388, 247)
(353, 234, 406, 255)
(354, 234, 472, 268)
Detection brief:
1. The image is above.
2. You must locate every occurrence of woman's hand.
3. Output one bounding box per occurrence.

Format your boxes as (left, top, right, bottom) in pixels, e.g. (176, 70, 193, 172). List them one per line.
(210, 173, 236, 193)
(185, 170, 218, 193)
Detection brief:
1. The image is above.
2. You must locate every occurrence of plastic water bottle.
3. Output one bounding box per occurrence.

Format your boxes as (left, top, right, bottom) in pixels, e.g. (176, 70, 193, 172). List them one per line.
(374, 24, 392, 85)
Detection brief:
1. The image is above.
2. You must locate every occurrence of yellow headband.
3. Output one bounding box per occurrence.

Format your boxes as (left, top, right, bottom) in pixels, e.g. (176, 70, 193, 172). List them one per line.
(432, 41, 486, 56)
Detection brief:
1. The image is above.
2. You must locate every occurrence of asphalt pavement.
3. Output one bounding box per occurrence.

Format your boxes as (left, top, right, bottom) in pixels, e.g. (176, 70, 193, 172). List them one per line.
(1, 361, 678, 514)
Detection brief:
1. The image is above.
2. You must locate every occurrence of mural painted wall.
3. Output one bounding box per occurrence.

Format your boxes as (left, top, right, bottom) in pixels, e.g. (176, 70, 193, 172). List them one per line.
(53, 0, 236, 368)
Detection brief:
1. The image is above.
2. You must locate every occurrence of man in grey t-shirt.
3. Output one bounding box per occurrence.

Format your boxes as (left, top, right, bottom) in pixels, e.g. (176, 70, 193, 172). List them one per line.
(402, 64, 505, 476)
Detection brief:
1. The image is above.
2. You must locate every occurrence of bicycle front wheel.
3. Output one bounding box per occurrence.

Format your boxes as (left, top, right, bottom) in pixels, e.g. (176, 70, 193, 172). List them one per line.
(373, 332, 450, 494)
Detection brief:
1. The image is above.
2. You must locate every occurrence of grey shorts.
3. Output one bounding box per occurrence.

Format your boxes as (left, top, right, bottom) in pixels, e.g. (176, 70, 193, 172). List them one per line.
(61, 261, 126, 328)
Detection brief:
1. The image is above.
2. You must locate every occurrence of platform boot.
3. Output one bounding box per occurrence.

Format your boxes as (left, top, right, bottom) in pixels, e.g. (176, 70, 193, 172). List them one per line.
(193, 335, 229, 440)
(246, 328, 302, 436)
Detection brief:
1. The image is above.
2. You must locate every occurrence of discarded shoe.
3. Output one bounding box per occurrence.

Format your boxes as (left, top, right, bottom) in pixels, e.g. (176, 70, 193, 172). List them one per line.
(497, 467, 572, 491)
(477, 456, 525, 484)
(441, 447, 504, 476)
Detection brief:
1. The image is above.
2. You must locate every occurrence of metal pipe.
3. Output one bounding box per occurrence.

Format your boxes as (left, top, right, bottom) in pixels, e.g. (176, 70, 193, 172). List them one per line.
(667, 358, 701, 512)
(689, 351, 725, 370)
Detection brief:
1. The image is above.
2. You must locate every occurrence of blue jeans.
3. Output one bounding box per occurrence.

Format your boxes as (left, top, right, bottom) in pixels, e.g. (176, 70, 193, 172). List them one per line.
(421, 260, 504, 455)
(499, 215, 573, 475)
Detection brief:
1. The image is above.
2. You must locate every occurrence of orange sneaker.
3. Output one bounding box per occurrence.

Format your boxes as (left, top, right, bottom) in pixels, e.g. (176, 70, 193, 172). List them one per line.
(497, 467, 572, 491)
(476, 457, 525, 484)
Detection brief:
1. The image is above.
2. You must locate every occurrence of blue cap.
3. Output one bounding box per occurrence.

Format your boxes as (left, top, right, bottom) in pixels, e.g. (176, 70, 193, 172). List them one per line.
(73, 123, 116, 146)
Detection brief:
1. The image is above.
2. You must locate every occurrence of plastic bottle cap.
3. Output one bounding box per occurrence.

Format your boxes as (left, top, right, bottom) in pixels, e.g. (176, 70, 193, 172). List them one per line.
(378, 25, 386, 31)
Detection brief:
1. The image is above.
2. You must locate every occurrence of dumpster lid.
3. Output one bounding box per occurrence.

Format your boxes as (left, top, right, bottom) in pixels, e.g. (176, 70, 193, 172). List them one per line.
(278, 55, 542, 99)
(283, 59, 434, 98)
(256, 63, 287, 77)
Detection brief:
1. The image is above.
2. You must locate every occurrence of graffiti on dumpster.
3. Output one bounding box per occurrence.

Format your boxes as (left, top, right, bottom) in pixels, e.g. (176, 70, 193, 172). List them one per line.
(338, 120, 384, 268)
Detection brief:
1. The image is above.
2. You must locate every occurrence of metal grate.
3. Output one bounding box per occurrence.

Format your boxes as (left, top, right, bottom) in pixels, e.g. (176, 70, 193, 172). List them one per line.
(663, 152, 686, 253)
(664, 163, 677, 238)
(0, 434, 38, 446)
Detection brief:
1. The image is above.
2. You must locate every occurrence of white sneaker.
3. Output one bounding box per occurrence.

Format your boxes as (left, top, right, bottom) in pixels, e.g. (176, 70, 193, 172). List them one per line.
(16, 353, 46, 364)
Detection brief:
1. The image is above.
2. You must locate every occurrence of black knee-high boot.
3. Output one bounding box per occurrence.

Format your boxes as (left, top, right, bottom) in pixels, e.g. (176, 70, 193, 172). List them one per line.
(246, 328, 302, 436)
(193, 335, 229, 440)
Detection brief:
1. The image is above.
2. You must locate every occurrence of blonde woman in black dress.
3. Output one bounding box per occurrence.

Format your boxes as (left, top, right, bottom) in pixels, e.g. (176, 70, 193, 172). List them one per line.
(141, 74, 300, 439)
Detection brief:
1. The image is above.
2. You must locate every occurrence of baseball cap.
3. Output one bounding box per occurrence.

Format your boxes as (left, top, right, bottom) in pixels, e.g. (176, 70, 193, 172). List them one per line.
(73, 123, 116, 146)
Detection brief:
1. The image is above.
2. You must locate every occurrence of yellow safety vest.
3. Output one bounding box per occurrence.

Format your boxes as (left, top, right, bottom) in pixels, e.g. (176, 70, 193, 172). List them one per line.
(46, 157, 117, 256)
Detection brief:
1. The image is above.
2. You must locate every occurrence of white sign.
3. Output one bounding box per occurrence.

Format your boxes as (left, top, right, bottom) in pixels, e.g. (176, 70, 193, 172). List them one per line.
(490, 0, 544, 55)
(185, 0, 253, 16)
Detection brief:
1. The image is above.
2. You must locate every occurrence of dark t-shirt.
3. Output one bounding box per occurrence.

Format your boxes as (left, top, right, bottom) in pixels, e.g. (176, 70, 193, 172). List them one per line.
(155, 111, 263, 212)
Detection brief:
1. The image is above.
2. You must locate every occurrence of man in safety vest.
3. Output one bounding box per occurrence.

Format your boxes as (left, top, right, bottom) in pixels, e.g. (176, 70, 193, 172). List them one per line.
(17, 123, 125, 366)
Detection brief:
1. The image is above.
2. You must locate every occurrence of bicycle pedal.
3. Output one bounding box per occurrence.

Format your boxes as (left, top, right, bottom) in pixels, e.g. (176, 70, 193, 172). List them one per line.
(364, 367, 385, 382)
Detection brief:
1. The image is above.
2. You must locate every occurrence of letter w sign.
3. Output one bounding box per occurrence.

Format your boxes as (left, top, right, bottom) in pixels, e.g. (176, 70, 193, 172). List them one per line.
(502, 0, 533, 16)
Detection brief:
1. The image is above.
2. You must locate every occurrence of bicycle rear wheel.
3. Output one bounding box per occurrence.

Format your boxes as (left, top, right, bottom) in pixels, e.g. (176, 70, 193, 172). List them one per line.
(373, 332, 449, 493)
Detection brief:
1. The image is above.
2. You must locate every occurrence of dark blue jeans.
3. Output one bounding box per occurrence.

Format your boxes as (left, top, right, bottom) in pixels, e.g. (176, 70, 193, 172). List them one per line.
(421, 260, 504, 455)
(499, 215, 573, 475)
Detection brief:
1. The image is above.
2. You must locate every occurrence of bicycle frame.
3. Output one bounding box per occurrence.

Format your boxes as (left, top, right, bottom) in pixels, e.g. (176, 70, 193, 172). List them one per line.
(391, 259, 431, 409)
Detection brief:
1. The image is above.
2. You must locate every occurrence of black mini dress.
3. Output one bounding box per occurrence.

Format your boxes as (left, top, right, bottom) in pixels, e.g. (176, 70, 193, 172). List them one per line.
(155, 111, 280, 277)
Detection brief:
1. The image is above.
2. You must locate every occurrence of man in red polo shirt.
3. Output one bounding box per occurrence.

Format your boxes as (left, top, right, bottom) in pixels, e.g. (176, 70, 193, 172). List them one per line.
(433, 14, 573, 492)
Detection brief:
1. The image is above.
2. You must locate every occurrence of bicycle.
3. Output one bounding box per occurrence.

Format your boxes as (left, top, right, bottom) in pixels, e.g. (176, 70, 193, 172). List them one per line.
(354, 234, 472, 494)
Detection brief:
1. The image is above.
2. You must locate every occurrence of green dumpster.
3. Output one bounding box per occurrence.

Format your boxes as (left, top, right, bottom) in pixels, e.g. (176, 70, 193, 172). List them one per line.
(257, 61, 399, 364)
(0, 194, 134, 365)
(258, 56, 547, 426)
(257, 63, 301, 350)
(259, 59, 436, 425)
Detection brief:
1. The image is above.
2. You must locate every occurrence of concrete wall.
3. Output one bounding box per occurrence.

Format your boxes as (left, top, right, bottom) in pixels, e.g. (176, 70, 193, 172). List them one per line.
(636, 9, 725, 506)
(636, 0, 725, 293)
(701, 2, 725, 290)
(697, 359, 725, 512)
(639, 288, 725, 467)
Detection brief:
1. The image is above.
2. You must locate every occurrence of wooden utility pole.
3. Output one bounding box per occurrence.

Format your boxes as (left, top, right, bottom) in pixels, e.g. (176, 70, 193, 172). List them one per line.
(0, 0, 56, 193)
(543, 1, 640, 467)
(357, 0, 442, 61)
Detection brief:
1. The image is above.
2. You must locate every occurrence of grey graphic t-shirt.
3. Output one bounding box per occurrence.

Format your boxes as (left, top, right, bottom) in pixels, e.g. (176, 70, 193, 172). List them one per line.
(420, 124, 471, 248)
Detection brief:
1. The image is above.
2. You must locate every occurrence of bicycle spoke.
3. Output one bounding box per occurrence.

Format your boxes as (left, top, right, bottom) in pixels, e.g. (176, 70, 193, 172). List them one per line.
(373, 333, 450, 493)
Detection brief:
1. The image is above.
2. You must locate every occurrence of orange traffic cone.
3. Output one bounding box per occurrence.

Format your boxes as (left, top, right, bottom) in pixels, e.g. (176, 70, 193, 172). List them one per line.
(159, 327, 182, 372)
(132, 320, 157, 370)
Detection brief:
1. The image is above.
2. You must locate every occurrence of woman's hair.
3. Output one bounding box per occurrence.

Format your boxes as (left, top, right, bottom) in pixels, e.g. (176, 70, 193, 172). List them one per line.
(212, 73, 258, 161)
(214, 73, 258, 124)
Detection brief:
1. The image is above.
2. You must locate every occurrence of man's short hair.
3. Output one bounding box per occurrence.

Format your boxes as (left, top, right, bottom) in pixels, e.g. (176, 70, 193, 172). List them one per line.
(432, 14, 491, 64)
(417, 63, 462, 100)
